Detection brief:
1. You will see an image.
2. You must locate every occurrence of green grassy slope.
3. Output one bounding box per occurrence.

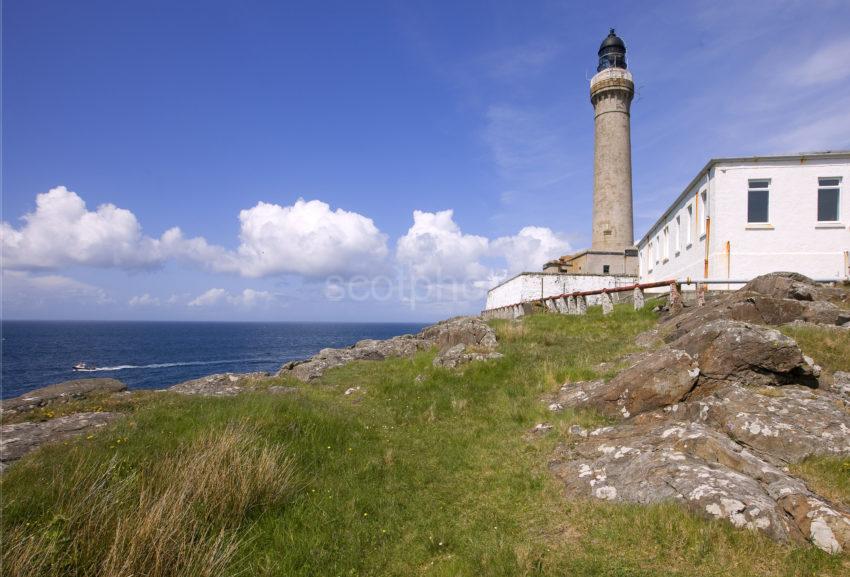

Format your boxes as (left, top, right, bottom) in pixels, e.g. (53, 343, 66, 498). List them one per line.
(2, 307, 848, 576)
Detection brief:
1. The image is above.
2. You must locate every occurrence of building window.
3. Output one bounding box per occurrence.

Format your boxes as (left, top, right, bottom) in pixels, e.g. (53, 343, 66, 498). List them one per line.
(662, 226, 669, 260)
(818, 177, 840, 222)
(655, 235, 660, 263)
(675, 215, 681, 253)
(699, 190, 708, 235)
(647, 242, 653, 270)
(603, 264, 610, 274)
(748, 179, 770, 223)
(686, 204, 693, 245)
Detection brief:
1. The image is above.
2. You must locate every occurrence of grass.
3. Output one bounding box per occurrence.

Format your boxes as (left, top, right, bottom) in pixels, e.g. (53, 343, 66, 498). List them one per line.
(2, 305, 848, 576)
(780, 324, 850, 373)
(791, 457, 850, 506)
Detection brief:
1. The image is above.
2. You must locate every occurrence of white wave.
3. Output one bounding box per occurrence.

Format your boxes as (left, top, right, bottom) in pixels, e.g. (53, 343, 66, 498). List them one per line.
(79, 359, 270, 372)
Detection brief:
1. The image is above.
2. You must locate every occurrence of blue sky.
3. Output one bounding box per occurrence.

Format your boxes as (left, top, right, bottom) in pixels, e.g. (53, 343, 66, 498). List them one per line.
(3, 0, 850, 322)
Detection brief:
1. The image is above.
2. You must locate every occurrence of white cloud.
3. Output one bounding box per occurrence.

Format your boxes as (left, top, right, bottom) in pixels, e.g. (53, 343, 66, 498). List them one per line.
(228, 199, 388, 278)
(128, 293, 160, 307)
(396, 209, 490, 280)
(2, 187, 389, 279)
(1, 186, 163, 270)
(188, 288, 273, 308)
(396, 209, 569, 283)
(492, 226, 571, 274)
(785, 37, 850, 88)
(188, 288, 228, 307)
(1, 270, 110, 308)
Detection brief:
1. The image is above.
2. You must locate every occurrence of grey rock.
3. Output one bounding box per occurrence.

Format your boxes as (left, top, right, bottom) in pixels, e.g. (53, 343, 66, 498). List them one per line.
(268, 386, 299, 395)
(554, 348, 698, 420)
(168, 372, 270, 396)
(665, 383, 850, 464)
(670, 319, 816, 387)
(419, 316, 499, 351)
(661, 274, 847, 342)
(1, 412, 121, 472)
(0, 378, 126, 415)
(547, 275, 850, 553)
(432, 343, 503, 369)
(831, 371, 850, 399)
(279, 316, 499, 381)
(530, 423, 553, 435)
(550, 419, 850, 550)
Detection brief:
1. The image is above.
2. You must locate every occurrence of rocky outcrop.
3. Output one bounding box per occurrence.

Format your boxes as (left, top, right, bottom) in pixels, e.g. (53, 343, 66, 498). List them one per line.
(0, 412, 121, 472)
(432, 343, 503, 369)
(0, 378, 127, 415)
(550, 419, 850, 552)
(548, 273, 850, 553)
(660, 273, 848, 343)
(167, 372, 271, 396)
(279, 316, 500, 381)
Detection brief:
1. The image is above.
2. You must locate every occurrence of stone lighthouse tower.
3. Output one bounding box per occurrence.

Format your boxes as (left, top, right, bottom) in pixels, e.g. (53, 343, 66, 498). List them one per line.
(590, 29, 635, 254)
(542, 29, 638, 276)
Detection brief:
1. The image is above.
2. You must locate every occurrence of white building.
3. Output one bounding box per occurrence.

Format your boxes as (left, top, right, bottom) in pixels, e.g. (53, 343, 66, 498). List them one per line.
(637, 151, 850, 288)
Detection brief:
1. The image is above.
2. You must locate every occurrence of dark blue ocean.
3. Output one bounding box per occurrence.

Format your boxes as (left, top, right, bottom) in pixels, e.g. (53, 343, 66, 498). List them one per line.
(0, 321, 426, 400)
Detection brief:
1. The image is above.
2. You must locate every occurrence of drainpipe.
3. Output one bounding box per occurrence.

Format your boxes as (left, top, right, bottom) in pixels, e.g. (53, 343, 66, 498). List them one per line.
(703, 171, 711, 279)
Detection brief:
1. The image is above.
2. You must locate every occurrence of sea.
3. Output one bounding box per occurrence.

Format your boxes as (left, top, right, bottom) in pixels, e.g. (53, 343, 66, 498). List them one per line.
(0, 321, 427, 400)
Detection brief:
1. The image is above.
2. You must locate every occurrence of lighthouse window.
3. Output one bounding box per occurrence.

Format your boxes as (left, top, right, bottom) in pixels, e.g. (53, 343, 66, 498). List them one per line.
(748, 180, 770, 223)
(818, 177, 840, 222)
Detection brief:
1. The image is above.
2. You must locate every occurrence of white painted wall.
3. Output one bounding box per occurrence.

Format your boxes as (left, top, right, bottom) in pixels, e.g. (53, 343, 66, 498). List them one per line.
(484, 273, 636, 310)
(638, 155, 850, 288)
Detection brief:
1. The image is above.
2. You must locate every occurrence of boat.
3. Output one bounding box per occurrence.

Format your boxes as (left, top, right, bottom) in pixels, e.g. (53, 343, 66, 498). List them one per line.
(73, 362, 97, 371)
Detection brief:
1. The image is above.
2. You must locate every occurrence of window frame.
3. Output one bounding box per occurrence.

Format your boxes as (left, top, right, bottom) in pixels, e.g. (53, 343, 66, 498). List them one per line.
(699, 189, 708, 237)
(747, 178, 771, 225)
(674, 215, 681, 255)
(817, 176, 841, 223)
(685, 204, 693, 246)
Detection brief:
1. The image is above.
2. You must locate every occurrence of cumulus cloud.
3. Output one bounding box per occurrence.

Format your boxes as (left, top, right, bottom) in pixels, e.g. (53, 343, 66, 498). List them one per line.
(128, 293, 160, 307)
(188, 288, 274, 308)
(396, 210, 490, 280)
(1, 186, 164, 270)
(396, 209, 569, 287)
(492, 226, 570, 274)
(2, 187, 389, 278)
(227, 199, 388, 278)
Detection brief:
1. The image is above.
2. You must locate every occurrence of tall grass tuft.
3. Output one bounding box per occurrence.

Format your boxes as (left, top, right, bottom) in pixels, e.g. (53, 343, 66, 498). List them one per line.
(2, 422, 297, 577)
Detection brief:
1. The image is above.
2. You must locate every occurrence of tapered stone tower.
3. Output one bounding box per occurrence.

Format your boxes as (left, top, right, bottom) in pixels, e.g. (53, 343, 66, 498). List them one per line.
(590, 29, 635, 252)
(542, 29, 638, 276)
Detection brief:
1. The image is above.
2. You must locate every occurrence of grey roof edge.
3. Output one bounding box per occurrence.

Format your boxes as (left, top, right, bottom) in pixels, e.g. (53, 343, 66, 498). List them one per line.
(635, 150, 850, 248)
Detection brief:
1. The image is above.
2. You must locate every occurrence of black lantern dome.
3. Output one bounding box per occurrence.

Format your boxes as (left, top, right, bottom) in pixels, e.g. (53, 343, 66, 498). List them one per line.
(597, 28, 627, 72)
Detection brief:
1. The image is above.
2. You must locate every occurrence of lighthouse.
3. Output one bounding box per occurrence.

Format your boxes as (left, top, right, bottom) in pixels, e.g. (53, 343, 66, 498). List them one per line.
(543, 30, 638, 275)
(591, 29, 635, 254)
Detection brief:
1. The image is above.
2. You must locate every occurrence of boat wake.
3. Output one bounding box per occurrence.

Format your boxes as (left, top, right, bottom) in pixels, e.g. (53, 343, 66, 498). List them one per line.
(78, 359, 272, 372)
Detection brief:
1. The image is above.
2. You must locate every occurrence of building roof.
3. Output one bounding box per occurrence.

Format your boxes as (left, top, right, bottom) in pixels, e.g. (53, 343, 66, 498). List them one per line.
(635, 150, 850, 248)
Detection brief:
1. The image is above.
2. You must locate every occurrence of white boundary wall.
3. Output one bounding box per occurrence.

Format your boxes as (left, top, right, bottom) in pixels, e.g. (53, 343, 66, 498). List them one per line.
(484, 273, 636, 310)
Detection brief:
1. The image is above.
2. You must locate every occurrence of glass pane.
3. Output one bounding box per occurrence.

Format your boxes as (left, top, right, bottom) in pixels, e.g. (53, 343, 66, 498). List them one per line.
(748, 189, 769, 222)
(819, 178, 840, 187)
(818, 188, 839, 221)
(749, 180, 769, 189)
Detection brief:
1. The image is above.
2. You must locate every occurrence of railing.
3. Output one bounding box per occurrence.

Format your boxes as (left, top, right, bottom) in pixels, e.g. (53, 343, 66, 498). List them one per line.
(482, 276, 847, 319)
(481, 279, 680, 319)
